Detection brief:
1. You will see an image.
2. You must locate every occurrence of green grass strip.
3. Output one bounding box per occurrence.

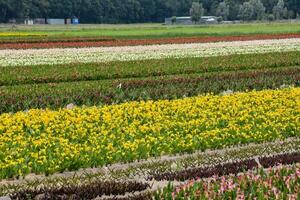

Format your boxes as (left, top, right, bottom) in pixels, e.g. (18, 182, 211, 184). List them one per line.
(1, 23, 300, 40)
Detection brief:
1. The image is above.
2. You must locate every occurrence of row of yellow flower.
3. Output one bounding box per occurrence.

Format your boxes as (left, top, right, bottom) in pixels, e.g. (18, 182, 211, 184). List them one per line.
(0, 88, 299, 179)
(0, 32, 47, 37)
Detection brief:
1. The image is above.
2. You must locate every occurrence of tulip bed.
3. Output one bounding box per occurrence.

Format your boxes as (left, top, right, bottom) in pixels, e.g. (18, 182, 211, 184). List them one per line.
(0, 27, 300, 199)
(2, 38, 300, 67)
(156, 164, 300, 200)
(0, 33, 47, 37)
(0, 138, 299, 196)
(1, 33, 300, 49)
(1, 50, 300, 86)
(0, 66, 299, 113)
(0, 88, 299, 179)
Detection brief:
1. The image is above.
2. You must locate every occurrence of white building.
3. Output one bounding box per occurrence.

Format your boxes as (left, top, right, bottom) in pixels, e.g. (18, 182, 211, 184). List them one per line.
(165, 16, 218, 25)
(24, 19, 34, 25)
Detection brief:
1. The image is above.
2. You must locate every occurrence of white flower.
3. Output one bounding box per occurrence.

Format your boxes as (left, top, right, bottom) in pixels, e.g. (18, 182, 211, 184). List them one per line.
(1, 38, 300, 67)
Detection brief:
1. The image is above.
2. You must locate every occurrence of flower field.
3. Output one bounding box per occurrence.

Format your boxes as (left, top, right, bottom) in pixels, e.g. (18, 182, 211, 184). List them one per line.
(0, 33, 47, 37)
(2, 38, 300, 67)
(0, 25, 300, 199)
(1, 33, 300, 49)
(1, 88, 298, 179)
(156, 164, 300, 199)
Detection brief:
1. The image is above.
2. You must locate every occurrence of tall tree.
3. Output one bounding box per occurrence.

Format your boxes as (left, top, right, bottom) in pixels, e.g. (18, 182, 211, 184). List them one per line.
(216, 1, 230, 20)
(273, 0, 285, 20)
(225, 0, 242, 20)
(0, 0, 299, 23)
(261, 0, 277, 13)
(285, 0, 300, 16)
(239, 2, 254, 21)
(0, 0, 9, 22)
(190, 2, 204, 23)
(249, 0, 265, 20)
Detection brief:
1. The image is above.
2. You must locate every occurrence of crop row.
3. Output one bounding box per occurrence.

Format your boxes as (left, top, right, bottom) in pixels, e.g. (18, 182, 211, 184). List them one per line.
(10, 180, 150, 200)
(0, 88, 299, 179)
(1, 33, 300, 49)
(0, 33, 47, 38)
(2, 138, 299, 196)
(1, 51, 300, 86)
(1, 66, 299, 113)
(156, 163, 300, 200)
(1, 38, 300, 67)
(5, 152, 300, 200)
(0, 36, 114, 44)
(151, 153, 300, 181)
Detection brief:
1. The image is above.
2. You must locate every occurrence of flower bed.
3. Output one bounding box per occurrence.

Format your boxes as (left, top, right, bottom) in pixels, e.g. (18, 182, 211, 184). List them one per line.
(1, 139, 300, 199)
(156, 164, 300, 199)
(0, 36, 114, 44)
(1, 138, 300, 196)
(151, 153, 300, 181)
(1, 50, 300, 86)
(10, 180, 150, 200)
(1, 33, 300, 49)
(0, 88, 299, 179)
(0, 66, 299, 113)
(0, 33, 47, 37)
(2, 38, 300, 67)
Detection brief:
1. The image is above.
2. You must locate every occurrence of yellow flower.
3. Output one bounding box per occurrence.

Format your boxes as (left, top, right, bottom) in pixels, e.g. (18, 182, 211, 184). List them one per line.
(0, 88, 299, 178)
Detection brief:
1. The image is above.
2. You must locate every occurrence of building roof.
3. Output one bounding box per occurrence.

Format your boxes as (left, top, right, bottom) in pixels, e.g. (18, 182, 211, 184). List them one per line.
(166, 16, 216, 20)
(175, 16, 191, 20)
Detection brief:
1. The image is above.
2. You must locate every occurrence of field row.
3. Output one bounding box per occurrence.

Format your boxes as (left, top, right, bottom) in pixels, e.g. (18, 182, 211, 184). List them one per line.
(7, 158, 300, 200)
(157, 163, 300, 199)
(0, 36, 112, 44)
(2, 23, 300, 40)
(0, 33, 47, 38)
(2, 145, 300, 199)
(6, 154, 300, 200)
(2, 38, 300, 67)
(2, 137, 299, 188)
(0, 88, 299, 179)
(1, 33, 300, 49)
(1, 51, 300, 86)
(0, 66, 298, 113)
(1, 25, 300, 199)
(1, 137, 300, 198)
(152, 153, 300, 181)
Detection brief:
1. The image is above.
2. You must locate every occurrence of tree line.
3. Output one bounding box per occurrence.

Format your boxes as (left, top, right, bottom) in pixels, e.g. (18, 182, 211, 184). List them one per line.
(0, 0, 299, 23)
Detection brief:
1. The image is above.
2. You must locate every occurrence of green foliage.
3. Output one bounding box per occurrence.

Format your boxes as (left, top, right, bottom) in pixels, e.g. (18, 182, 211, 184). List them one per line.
(249, 0, 265, 20)
(2, 23, 300, 40)
(273, 0, 286, 20)
(190, 2, 204, 23)
(268, 13, 275, 21)
(216, 2, 229, 20)
(0, 0, 299, 23)
(2, 51, 300, 86)
(239, 0, 265, 21)
(1, 67, 297, 113)
(217, 16, 223, 23)
(239, 2, 255, 21)
(171, 16, 176, 24)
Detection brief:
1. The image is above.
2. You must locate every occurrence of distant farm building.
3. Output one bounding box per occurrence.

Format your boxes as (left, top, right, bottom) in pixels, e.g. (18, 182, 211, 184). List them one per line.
(34, 18, 47, 24)
(47, 18, 79, 25)
(24, 19, 34, 25)
(21, 17, 80, 25)
(165, 16, 217, 25)
(46, 19, 65, 25)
